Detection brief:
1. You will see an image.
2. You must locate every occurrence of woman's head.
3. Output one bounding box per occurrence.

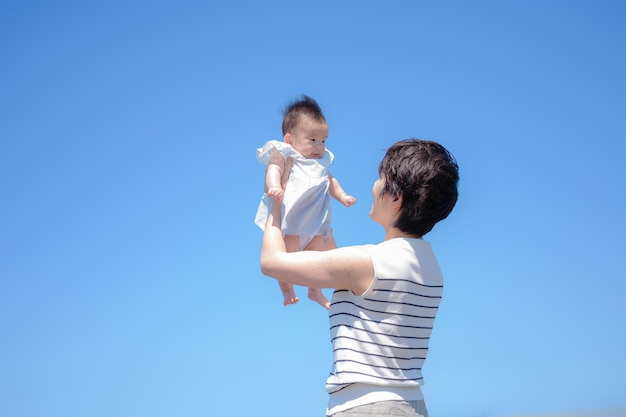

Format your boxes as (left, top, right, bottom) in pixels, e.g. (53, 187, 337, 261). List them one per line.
(377, 139, 459, 237)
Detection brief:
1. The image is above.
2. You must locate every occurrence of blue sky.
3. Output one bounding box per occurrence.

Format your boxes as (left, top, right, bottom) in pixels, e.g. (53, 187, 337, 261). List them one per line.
(1, 1, 625, 417)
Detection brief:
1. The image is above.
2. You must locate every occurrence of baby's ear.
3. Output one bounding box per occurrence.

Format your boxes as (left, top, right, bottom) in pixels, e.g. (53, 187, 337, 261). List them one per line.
(284, 133, 292, 144)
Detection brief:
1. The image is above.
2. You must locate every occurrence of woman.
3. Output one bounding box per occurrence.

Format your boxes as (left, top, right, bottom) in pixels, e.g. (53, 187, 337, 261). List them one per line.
(261, 139, 459, 417)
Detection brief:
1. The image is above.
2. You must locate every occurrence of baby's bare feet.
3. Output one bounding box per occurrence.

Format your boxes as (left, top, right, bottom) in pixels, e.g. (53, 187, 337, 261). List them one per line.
(282, 288, 300, 306)
(308, 288, 330, 309)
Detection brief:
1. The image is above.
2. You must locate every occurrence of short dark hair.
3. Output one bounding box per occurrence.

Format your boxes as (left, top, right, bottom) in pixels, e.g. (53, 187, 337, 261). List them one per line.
(282, 95, 326, 135)
(378, 139, 459, 237)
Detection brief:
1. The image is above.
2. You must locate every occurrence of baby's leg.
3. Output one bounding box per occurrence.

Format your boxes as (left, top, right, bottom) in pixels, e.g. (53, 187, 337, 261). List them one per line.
(278, 235, 300, 306)
(304, 235, 331, 309)
(324, 233, 338, 251)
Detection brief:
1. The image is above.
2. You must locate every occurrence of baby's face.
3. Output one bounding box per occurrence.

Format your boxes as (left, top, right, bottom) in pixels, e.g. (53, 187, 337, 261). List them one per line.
(285, 117, 328, 159)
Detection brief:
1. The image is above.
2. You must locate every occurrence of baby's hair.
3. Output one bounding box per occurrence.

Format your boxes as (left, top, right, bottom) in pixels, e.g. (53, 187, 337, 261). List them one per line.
(282, 95, 326, 136)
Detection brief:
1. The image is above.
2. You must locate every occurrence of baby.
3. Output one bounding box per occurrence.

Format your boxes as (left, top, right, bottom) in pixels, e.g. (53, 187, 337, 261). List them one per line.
(255, 95, 356, 308)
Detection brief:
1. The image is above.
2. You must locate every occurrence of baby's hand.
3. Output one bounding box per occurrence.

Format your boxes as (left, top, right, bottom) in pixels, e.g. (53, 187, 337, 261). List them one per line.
(267, 186, 284, 202)
(340, 194, 357, 208)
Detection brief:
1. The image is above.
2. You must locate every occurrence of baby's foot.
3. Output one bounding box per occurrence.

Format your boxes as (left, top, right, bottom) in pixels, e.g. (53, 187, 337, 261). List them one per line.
(283, 288, 300, 306)
(308, 288, 330, 309)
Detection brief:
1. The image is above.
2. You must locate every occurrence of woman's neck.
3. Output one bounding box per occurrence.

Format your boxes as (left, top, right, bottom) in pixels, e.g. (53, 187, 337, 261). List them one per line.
(384, 227, 422, 241)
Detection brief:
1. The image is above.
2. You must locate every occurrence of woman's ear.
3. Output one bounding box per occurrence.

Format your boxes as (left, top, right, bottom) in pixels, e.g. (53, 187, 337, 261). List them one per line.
(392, 195, 402, 209)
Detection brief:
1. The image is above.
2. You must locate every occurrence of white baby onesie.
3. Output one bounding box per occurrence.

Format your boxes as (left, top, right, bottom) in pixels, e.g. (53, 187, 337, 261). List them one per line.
(254, 140, 334, 247)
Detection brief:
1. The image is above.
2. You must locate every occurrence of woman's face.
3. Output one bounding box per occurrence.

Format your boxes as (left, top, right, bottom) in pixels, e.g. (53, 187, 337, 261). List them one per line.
(369, 176, 386, 223)
(370, 174, 401, 228)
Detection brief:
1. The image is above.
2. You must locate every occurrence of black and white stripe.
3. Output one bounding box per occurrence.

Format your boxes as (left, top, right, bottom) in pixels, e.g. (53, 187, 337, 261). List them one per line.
(326, 238, 443, 394)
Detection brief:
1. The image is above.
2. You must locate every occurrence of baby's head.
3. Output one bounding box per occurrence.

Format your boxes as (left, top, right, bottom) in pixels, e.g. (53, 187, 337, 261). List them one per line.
(282, 95, 328, 159)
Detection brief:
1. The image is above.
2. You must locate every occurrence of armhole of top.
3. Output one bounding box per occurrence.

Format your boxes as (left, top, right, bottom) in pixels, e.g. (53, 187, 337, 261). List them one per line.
(356, 245, 377, 297)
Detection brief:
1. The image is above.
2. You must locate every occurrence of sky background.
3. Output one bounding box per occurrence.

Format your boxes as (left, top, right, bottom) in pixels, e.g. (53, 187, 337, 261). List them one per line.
(1, 1, 625, 417)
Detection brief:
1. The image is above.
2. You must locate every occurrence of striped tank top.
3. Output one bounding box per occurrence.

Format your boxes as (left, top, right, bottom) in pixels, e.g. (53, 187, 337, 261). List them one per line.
(326, 237, 443, 415)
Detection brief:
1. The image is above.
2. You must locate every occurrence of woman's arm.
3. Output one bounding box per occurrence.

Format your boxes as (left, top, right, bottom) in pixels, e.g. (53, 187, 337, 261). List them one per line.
(260, 201, 374, 295)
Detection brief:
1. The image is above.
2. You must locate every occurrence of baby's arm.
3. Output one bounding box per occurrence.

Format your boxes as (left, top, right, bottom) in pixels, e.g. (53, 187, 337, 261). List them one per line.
(265, 148, 286, 201)
(329, 173, 356, 207)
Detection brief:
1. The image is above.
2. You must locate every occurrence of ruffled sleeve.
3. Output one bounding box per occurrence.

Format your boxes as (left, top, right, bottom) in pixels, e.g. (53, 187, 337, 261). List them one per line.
(326, 148, 334, 164)
(256, 140, 294, 165)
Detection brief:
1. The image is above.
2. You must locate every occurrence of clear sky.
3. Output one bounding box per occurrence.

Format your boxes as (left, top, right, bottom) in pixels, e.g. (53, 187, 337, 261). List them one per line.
(1, 1, 625, 417)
